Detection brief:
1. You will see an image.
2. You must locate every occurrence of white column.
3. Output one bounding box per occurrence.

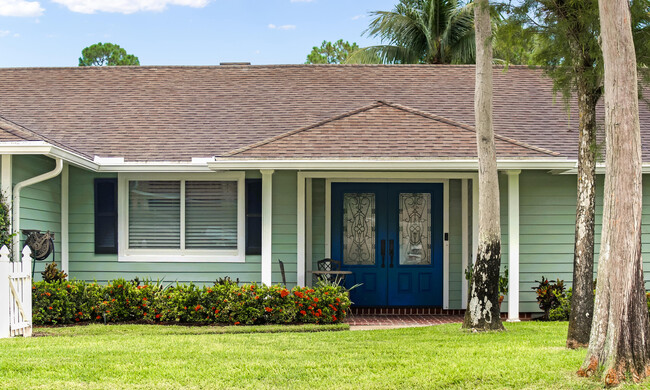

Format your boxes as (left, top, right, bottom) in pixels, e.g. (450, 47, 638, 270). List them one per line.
(507, 170, 521, 322)
(261, 170, 274, 285)
(472, 175, 479, 265)
(61, 163, 69, 276)
(461, 179, 469, 310)
(305, 178, 313, 284)
(296, 172, 306, 287)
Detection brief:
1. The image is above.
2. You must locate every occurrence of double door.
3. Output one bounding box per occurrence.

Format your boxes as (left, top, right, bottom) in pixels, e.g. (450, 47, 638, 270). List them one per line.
(331, 183, 443, 307)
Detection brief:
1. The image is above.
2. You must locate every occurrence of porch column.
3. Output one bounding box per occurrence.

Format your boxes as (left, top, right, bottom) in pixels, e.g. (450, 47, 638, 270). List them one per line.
(1, 155, 11, 233)
(61, 163, 69, 275)
(506, 170, 521, 322)
(261, 169, 274, 285)
(296, 172, 306, 287)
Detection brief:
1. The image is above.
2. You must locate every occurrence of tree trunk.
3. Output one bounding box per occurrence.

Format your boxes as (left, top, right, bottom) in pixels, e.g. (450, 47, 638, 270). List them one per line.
(578, 0, 649, 385)
(566, 82, 600, 349)
(462, 0, 504, 332)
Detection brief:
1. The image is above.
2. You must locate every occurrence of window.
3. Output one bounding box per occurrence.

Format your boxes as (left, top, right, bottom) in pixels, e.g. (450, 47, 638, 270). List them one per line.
(118, 172, 245, 262)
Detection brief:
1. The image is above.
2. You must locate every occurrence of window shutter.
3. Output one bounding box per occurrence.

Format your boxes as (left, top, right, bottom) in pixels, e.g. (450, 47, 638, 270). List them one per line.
(94, 178, 118, 254)
(185, 181, 238, 249)
(128, 181, 181, 249)
(246, 179, 262, 255)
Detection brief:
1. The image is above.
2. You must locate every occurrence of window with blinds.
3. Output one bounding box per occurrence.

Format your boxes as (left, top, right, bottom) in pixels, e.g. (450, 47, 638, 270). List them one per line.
(127, 180, 238, 251)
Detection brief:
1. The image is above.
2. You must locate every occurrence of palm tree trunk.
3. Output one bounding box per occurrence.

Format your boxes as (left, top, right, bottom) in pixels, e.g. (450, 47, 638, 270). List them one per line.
(566, 81, 599, 349)
(462, 0, 504, 331)
(578, 0, 650, 384)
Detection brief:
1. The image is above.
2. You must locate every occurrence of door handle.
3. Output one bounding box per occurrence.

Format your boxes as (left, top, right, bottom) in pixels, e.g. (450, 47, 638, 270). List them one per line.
(380, 239, 386, 268)
(389, 239, 394, 268)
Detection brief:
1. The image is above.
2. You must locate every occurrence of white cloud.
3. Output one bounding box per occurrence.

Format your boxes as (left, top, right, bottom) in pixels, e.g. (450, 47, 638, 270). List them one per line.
(51, 0, 210, 14)
(290, 0, 313, 2)
(0, 30, 10, 37)
(0, 0, 44, 17)
(351, 14, 366, 20)
(268, 23, 296, 30)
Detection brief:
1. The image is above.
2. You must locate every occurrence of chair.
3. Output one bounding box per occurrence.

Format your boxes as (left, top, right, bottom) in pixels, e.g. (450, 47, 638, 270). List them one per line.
(315, 258, 346, 285)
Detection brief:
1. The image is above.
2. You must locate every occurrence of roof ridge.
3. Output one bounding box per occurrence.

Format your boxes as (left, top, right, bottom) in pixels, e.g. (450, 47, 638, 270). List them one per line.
(382, 102, 561, 157)
(222, 102, 386, 157)
(0, 115, 94, 159)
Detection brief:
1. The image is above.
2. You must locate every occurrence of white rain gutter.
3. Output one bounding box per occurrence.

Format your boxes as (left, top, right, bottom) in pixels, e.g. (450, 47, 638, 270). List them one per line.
(12, 157, 63, 260)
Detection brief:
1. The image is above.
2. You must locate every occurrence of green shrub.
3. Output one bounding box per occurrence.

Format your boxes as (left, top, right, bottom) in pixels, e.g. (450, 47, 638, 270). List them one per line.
(532, 277, 565, 320)
(549, 288, 572, 321)
(33, 277, 352, 326)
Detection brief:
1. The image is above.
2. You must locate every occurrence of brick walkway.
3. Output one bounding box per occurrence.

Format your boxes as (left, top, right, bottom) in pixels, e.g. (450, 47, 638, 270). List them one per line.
(346, 314, 464, 330)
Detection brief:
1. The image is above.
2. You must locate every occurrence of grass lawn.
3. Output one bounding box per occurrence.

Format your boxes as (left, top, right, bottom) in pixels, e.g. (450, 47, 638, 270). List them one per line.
(0, 321, 644, 389)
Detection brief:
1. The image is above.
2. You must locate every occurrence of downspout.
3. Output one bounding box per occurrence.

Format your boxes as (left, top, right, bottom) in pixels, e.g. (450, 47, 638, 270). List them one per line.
(12, 158, 63, 260)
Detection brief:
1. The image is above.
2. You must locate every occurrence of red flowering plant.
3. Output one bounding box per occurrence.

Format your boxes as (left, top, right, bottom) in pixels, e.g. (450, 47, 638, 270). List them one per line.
(220, 284, 265, 325)
(97, 278, 163, 323)
(155, 283, 205, 323)
(292, 282, 352, 324)
(33, 280, 79, 324)
(259, 285, 298, 324)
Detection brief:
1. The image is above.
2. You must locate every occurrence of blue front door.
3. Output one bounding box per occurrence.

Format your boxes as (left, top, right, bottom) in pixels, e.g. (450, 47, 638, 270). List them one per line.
(331, 183, 443, 307)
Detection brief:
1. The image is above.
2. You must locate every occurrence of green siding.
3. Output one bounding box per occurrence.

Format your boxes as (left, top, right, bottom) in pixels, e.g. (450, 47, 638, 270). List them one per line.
(12, 155, 61, 280)
(67, 167, 266, 285)
(271, 171, 297, 285)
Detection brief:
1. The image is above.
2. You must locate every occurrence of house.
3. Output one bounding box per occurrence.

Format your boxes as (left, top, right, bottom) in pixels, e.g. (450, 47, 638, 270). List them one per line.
(1, 64, 649, 320)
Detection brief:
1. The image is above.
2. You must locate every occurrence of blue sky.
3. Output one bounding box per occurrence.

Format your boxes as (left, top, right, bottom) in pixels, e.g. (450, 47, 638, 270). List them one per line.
(0, 0, 398, 67)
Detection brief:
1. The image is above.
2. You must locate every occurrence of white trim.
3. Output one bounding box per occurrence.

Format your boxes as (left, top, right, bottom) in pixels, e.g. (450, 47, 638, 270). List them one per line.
(261, 170, 274, 285)
(303, 171, 479, 180)
(94, 156, 124, 164)
(297, 172, 306, 287)
(324, 179, 331, 259)
(472, 178, 479, 266)
(461, 179, 468, 310)
(1, 155, 12, 239)
(61, 163, 69, 275)
(443, 179, 450, 309)
(210, 159, 575, 171)
(306, 178, 313, 283)
(117, 171, 246, 263)
(506, 170, 521, 322)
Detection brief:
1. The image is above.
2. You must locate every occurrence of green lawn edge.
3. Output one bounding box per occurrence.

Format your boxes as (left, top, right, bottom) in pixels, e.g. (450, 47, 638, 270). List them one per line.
(33, 322, 349, 337)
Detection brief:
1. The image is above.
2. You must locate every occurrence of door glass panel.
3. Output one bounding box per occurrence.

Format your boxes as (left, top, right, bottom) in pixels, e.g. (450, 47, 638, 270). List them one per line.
(399, 193, 431, 265)
(343, 193, 375, 265)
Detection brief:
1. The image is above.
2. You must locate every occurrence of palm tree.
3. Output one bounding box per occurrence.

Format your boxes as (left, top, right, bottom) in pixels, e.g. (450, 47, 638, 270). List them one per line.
(349, 0, 475, 64)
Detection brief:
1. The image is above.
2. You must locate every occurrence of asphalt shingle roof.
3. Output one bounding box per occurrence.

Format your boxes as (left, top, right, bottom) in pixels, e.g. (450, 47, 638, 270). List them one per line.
(0, 64, 640, 162)
(226, 101, 560, 159)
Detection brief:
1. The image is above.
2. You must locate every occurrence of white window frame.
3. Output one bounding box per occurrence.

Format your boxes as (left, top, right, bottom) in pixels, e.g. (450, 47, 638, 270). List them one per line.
(117, 171, 246, 263)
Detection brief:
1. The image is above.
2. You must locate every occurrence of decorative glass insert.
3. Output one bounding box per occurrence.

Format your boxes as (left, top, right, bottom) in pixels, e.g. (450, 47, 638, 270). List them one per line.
(399, 193, 431, 265)
(343, 193, 375, 265)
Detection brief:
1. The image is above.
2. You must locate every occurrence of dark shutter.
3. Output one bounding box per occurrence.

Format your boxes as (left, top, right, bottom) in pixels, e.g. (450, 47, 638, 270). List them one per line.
(94, 178, 118, 254)
(245, 179, 262, 255)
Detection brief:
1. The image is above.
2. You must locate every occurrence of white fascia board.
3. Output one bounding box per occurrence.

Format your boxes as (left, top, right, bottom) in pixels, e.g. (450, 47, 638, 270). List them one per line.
(560, 163, 650, 175)
(0, 141, 100, 171)
(96, 163, 215, 172)
(209, 159, 578, 171)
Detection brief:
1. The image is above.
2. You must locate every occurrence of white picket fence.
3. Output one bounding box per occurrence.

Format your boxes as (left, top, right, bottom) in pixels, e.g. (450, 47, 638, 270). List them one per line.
(0, 245, 32, 338)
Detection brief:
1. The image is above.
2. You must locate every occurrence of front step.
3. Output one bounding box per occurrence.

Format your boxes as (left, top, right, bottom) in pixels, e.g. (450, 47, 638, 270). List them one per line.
(350, 307, 534, 319)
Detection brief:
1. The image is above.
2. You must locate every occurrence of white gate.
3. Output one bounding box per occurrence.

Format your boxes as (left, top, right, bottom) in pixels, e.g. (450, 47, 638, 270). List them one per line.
(0, 245, 32, 338)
